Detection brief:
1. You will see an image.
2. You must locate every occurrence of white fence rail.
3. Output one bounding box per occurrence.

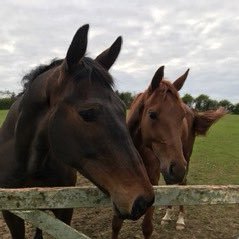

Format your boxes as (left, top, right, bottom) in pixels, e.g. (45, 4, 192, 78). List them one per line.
(0, 185, 238, 238)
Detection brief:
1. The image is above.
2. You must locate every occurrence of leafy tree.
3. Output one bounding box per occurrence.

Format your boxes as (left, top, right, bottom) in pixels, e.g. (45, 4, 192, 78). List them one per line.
(218, 99, 234, 112)
(194, 94, 210, 111)
(0, 98, 15, 109)
(207, 99, 219, 110)
(0, 90, 17, 109)
(115, 91, 134, 109)
(232, 103, 239, 114)
(182, 94, 194, 107)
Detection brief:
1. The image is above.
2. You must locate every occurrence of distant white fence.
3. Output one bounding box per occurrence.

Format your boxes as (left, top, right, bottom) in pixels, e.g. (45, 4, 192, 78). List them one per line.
(1, 185, 238, 239)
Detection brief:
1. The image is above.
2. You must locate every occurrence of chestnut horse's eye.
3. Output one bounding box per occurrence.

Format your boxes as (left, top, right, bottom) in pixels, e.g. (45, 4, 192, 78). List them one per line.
(79, 108, 98, 122)
(148, 111, 158, 120)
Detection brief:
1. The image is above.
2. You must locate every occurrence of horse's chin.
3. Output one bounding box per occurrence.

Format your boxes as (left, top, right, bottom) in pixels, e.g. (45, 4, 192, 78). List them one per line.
(112, 202, 142, 221)
(162, 174, 179, 185)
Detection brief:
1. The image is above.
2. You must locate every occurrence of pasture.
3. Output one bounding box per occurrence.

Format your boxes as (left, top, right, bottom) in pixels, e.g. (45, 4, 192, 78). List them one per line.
(0, 110, 8, 125)
(0, 111, 238, 238)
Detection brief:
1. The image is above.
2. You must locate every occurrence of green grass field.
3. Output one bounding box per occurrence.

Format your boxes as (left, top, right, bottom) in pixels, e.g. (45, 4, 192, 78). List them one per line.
(0, 110, 8, 126)
(188, 114, 239, 185)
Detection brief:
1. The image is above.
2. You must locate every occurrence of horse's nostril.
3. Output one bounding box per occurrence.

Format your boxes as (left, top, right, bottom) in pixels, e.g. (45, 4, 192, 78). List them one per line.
(166, 162, 187, 184)
(169, 163, 175, 177)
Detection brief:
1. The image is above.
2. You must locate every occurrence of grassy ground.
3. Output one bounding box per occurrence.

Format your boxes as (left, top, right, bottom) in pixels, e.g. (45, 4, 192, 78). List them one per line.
(0, 111, 238, 238)
(0, 110, 8, 126)
(188, 114, 239, 185)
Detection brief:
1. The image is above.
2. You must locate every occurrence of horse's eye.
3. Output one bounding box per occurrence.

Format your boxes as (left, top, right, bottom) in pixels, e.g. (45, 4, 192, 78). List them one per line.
(79, 109, 97, 122)
(148, 111, 158, 120)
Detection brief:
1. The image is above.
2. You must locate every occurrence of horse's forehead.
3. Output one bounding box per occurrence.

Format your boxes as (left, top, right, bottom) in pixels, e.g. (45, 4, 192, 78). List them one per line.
(146, 90, 185, 115)
(151, 90, 164, 103)
(86, 85, 116, 104)
(145, 90, 168, 107)
(68, 82, 123, 109)
(63, 76, 111, 96)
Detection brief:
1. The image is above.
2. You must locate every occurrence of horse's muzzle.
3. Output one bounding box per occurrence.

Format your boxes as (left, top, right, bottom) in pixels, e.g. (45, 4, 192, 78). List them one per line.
(114, 195, 155, 220)
(162, 163, 187, 184)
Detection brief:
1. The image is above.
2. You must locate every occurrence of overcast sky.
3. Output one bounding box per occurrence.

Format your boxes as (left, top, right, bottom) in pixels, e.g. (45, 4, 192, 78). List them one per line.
(0, 0, 239, 103)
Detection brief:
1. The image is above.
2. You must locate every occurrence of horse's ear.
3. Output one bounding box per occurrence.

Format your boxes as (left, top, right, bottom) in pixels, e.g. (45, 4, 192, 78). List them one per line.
(150, 66, 164, 92)
(173, 68, 190, 91)
(65, 24, 89, 71)
(95, 36, 122, 70)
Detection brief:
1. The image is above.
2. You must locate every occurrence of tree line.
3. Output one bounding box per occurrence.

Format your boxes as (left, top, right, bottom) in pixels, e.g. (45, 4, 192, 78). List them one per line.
(181, 93, 239, 114)
(0, 90, 238, 114)
(115, 91, 239, 114)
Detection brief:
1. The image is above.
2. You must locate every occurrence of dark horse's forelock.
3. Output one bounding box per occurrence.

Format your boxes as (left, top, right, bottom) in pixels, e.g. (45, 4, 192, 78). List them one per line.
(158, 80, 181, 101)
(21, 57, 114, 94)
(72, 57, 114, 89)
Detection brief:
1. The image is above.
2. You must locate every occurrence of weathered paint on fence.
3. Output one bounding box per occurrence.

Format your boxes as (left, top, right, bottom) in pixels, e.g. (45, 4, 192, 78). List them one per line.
(0, 186, 110, 210)
(154, 185, 239, 206)
(12, 210, 91, 239)
(0, 185, 239, 210)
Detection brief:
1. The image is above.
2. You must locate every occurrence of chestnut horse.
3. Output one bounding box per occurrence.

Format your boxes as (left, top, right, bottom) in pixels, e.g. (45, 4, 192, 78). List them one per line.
(0, 24, 154, 239)
(111, 66, 227, 238)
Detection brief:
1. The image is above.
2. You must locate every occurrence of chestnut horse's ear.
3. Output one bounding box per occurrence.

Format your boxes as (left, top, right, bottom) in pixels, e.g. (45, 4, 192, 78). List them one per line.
(173, 68, 190, 91)
(65, 24, 89, 71)
(150, 66, 164, 92)
(95, 36, 122, 70)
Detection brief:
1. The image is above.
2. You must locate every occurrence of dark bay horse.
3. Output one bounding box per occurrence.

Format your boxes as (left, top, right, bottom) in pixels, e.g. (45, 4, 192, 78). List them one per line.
(0, 24, 154, 239)
(111, 66, 227, 238)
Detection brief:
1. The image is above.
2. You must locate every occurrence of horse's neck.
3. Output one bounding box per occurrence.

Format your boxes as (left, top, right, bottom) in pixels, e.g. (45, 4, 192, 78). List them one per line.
(15, 80, 50, 168)
(127, 94, 145, 149)
(131, 125, 143, 150)
(181, 104, 196, 162)
(0, 96, 22, 145)
(0, 139, 27, 188)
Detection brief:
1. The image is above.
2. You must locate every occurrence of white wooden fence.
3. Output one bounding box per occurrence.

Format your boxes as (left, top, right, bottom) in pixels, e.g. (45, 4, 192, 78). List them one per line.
(1, 185, 239, 239)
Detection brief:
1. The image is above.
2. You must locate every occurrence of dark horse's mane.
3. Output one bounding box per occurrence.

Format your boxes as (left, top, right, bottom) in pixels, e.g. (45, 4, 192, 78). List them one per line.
(21, 58, 63, 92)
(21, 57, 114, 94)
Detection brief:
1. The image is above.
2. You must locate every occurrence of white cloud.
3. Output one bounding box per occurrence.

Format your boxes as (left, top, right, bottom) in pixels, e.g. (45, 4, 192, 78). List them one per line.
(0, 42, 15, 53)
